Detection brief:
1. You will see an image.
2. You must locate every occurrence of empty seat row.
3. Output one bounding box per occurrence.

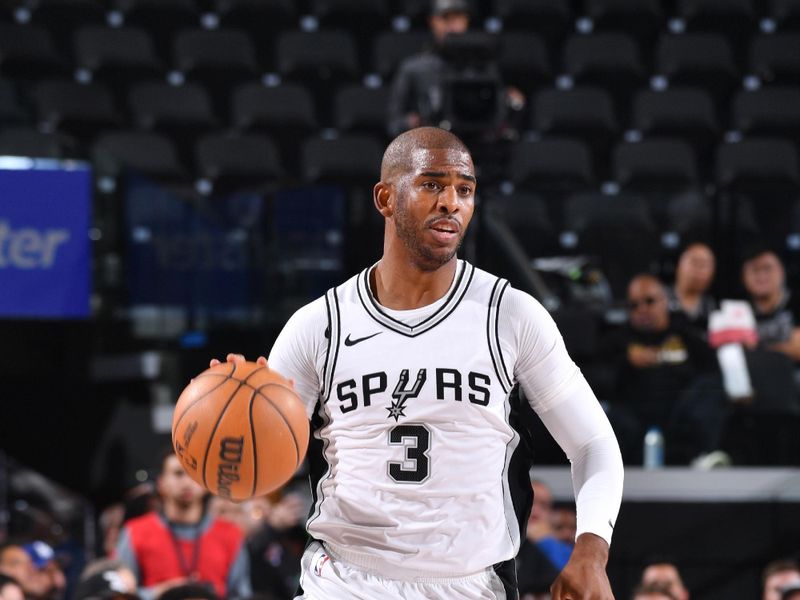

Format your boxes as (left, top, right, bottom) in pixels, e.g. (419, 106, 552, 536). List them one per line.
(3, 23, 800, 94)
(8, 0, 800, 38)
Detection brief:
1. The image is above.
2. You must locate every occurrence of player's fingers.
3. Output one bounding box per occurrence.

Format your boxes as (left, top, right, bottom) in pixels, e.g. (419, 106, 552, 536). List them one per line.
(209, 358, 221, 368)
(256, 356, 268, 366)
(226, 353, 246, 363)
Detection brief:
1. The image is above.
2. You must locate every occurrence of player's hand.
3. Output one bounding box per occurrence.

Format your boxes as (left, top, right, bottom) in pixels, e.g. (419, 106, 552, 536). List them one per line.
(209, 353, 268, 368)
(550, 533, 614, 600)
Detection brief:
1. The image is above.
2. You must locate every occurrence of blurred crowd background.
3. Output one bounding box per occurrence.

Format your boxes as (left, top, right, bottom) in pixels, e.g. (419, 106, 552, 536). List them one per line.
(1, 0, 799, 598)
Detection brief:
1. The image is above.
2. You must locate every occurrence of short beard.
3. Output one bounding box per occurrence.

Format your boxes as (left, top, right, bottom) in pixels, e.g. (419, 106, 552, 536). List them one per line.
(394, 191, 462, 271)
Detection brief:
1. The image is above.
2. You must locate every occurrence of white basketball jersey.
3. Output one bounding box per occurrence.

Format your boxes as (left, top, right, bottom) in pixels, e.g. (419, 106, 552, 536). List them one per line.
(277, 260, 534, 577)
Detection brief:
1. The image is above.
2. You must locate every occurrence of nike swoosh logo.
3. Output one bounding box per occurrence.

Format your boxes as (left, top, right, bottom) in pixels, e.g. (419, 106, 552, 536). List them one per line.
(344, 332, 382, 346)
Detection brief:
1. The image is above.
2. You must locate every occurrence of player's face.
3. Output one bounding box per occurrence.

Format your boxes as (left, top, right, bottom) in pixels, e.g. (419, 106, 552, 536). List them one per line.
(743, 252, 784, 299)
(391, 147, 475, 271)
(158, 455, 206, 507)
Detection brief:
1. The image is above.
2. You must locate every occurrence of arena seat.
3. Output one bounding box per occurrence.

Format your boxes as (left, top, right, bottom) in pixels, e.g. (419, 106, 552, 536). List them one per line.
(748, 33, 800, 85)
(582, 0, 663, 41)
(731, 87, 800, 140)
(530, 87, 618, 172)
(509, 138, 595, 194)
(613, 139, 699, 192)
(493, 0, 572, 43)
(371, 30, 430, 80)
(0, 127, 75, 159)
(0, 79, 29, 126)
(172, 29, 260, 90)
(73, 26, 164, 91)
(128, 82, 217, 149)
(630, 88, 719, 159)
(0, 23, 68, 80)
(496, 32, 551, 93)
(655, 33, 739, 104)
(31, 80, 120, 142)
(231, 82, 316, 176)
(333, 85, 391, 137)
(92, 130, 187, 182)
(194, 133, 283, 194)
(301, 134, 383, 185)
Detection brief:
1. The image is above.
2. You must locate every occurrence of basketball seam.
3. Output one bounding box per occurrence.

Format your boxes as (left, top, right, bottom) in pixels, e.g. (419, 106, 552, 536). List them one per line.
(200, 363, 269, 491)
(173, 361, 237, 432)
(255, 383, 302, 469)
(248, 385, 258, 498)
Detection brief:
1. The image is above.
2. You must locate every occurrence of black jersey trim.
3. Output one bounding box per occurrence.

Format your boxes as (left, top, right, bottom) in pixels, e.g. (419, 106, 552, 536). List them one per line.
(492, 558, 519, 599)
(306, 398, 333, 532)
(320, 294, 333, 400)
(487, 278, 513, 394)
(322, 287, 342, 403)
(356, 260, 475, 337)
(506, 384, 537, 547)
(494, 280, 513, 390)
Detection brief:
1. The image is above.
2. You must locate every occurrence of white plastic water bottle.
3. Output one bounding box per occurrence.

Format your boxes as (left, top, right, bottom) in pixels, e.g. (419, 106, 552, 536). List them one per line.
(643, 427, 665, 469)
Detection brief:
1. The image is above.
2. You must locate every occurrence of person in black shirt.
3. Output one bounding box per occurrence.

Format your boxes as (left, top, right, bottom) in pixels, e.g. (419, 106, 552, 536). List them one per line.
(667, 242, 716, 335)
(741, 245, 800, 363)
(601, 274, 719, 463)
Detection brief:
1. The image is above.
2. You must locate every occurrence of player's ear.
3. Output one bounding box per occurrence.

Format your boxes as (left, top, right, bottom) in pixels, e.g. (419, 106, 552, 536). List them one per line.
(374, 181, 394, 217)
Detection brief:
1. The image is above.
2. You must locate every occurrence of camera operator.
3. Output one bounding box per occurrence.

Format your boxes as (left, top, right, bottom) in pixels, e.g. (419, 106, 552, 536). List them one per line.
(387, 0, 525, 140)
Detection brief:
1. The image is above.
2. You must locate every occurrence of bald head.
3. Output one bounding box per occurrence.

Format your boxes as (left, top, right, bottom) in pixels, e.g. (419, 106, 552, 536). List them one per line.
(381, 127, 471, 182)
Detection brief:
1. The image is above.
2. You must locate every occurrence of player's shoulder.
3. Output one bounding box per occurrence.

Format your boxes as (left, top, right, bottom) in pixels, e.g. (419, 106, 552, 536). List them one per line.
(468, 263, 551, 320)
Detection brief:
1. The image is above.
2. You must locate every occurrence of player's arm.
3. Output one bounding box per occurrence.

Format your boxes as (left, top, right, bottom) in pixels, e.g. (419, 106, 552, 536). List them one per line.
(503, 289, 623, 599)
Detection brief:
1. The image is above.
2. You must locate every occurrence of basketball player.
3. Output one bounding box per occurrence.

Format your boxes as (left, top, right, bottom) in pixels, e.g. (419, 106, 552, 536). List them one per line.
(212, 127, 624, 599)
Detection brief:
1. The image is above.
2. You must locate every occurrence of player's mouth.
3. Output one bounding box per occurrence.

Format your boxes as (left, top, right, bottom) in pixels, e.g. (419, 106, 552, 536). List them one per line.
(428, 219, 460, 244)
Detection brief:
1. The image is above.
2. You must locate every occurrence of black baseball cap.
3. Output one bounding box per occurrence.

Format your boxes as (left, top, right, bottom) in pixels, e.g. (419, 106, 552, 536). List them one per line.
(431, 0, 470, 15)
(74, 571, 140, 600)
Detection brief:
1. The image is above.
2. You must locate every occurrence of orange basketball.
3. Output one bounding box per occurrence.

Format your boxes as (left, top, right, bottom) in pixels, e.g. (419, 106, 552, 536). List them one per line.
(171, 361, 309, 501)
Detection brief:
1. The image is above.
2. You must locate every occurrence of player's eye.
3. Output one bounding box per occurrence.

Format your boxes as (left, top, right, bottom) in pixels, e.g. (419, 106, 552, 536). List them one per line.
(422, 181, 441, 191)
(458, 185, 473, 196)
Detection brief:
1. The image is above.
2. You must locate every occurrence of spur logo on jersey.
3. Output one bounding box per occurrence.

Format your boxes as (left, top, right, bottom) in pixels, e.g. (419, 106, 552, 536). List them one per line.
(336, 368, 492, 418)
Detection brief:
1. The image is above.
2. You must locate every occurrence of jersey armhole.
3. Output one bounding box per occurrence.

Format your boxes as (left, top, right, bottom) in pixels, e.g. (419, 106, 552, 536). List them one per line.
(320, 286, 342, 402)
(487, 278, 513, 394)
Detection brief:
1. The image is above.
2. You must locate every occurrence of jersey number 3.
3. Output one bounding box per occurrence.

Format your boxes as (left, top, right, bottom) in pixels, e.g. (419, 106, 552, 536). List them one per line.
(387, 424, 431, 483)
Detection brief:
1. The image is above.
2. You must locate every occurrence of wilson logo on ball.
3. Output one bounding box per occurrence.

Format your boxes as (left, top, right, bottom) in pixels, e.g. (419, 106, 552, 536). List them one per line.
(217, 436, 244, 499)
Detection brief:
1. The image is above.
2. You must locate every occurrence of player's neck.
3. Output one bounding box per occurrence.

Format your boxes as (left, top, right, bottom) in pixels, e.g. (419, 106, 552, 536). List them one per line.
(162, 500, 203, 525)
(372, 255, 458, 310)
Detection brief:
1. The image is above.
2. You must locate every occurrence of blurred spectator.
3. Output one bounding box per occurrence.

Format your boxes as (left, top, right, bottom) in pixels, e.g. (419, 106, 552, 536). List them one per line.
(526, 480, 572, 570)
(0, 574, 25, 600)
(74, 559, 138, 600)
(516, 479, 569, 597)
(640, 560, 689, 600)
(763, 559, 800, 600)
(742, 245, 800, 362)
(98, 505, 126, 559)
(387, 0, 524, 138)
(551, 505, 576, 547)
(0, 543, 49, 600)
(667, 242, 716, 333)
(600, 274, 719, 463)
(631, 581, 678, 600)
(22, 542, 65, 600)
(157, 584, 217, 600)
(115, 450, 250, 600)
(247, 493, 308, 600)
(783, 582, 800, 600)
